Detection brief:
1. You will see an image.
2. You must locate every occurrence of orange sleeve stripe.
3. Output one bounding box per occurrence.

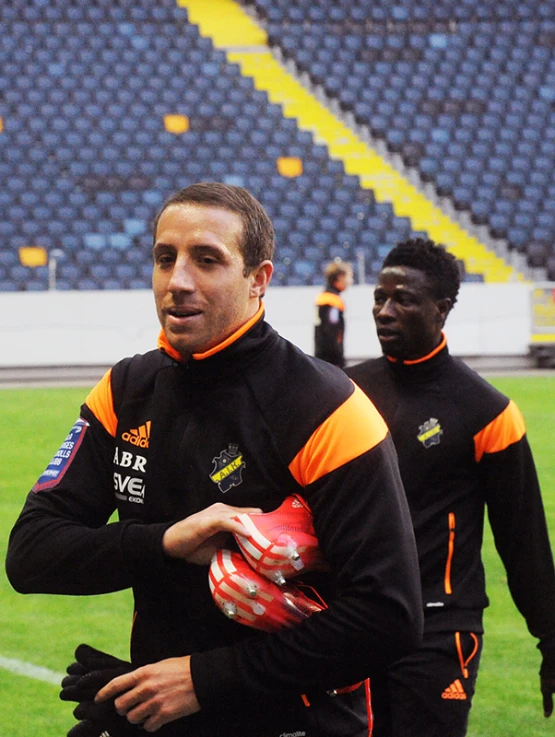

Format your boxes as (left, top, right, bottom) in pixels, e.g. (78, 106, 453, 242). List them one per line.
(315, 292, 345, 311)
(473, 399, 526, 462)
(288, 383, 389, 486)
(85, 368, 118, 437)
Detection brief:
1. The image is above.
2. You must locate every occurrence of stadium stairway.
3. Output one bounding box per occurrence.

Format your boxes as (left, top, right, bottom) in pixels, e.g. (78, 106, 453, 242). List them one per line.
(179, 0, 522, 283)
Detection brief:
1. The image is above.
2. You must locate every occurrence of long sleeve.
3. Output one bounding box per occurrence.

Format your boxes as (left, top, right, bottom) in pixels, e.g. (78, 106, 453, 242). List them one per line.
(191, 386, 423, 705)
(479, 401, 555, 668)
(5, 404, 173, 596)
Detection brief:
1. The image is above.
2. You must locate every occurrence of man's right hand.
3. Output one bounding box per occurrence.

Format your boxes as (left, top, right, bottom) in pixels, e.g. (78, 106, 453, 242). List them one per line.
(162, 502, 262, 564)
(95, 654, 200, 732)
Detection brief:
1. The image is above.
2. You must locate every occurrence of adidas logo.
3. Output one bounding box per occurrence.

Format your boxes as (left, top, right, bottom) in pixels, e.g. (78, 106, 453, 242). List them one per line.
(122, 421, 151, 448)
(442, 679, 467, 700)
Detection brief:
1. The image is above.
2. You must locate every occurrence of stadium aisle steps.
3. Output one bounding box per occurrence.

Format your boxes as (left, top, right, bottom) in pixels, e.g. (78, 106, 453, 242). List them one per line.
(178, 0, 521, 283)
(177, 0, 267, 47)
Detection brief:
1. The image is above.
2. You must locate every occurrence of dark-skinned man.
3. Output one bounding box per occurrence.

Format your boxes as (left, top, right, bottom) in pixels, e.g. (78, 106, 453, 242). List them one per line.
(346, 237, 555, 737)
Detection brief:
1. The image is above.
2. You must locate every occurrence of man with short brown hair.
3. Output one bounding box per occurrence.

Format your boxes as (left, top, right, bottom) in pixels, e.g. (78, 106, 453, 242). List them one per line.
(7, 184, 422, 737)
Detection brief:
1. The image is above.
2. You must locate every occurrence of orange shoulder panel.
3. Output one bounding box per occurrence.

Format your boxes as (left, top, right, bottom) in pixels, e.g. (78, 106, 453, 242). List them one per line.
(315, 292, 345, 311)
(85, 368, 118, 437)
(473, 399, 526, 462)
(289, 383, 388, 486)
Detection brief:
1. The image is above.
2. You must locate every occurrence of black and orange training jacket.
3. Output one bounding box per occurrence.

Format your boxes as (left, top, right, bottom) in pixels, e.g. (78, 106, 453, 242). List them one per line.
(347, 337, 555, 676)
(314, 286, 346, 367)
(7, 309, 422, 737)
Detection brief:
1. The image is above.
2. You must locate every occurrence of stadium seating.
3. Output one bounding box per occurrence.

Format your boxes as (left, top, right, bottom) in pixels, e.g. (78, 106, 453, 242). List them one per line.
(249, 0, 554, 274)
(0, 0, 552, 291)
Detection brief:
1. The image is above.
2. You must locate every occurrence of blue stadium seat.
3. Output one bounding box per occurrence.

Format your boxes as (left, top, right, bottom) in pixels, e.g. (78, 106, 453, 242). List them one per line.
(59, 264, 81, 281)
(292, 260, 317, 282)
(75, 250, 96, 266)
(0, 279, 18, 292)
(0, 250, 19, 267)
(84, 234, 107, 249)
(109, 233, 132, 249)
(435, 173, 455, 197)
(139, 263, 154, 280)
(453, 187, 474, 211)
(115, 264, 136, 282)
(490, 214, 510, 238)
(127, 277, 149, 289)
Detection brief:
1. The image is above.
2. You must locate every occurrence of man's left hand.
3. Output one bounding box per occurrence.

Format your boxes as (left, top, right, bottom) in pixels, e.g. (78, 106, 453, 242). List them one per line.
(162, 502, 262, 565)
(541, 676, 555, 717)
(95, 655, 200, 733)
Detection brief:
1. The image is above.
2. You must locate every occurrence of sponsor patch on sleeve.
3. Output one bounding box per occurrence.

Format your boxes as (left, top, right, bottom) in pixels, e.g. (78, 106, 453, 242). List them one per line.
(33, 418, 90, 492)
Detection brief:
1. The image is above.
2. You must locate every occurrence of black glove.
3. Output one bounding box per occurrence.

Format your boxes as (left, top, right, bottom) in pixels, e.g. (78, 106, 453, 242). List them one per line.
(66, 713, 128, 737)
(541, 676, 555, 718)
(539, 649, 555, 718)
(60, 643, 138, 737)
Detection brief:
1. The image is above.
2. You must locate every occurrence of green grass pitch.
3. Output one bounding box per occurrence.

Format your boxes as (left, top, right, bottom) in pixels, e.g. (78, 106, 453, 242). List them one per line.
(1, 376, 554, 736)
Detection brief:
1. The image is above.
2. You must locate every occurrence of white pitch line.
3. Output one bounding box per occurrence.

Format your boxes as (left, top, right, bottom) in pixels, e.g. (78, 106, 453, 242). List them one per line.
(0, 654, 64, 685)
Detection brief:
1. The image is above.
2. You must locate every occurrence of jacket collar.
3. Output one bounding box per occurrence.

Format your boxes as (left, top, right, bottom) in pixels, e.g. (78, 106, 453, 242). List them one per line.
(384, 333, 450, 381)
(157, 303, 277, 379)
(157, 303, 265, 362)
(386, 333, 447, 365)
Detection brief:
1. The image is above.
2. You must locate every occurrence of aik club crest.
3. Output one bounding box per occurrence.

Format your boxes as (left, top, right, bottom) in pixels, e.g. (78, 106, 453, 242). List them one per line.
(417, 418, 443, 448)
(210, 444, 246, 493)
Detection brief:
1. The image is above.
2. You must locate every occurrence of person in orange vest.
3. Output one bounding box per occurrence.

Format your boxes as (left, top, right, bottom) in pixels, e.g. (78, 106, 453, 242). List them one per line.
(314, 259, 353, 368)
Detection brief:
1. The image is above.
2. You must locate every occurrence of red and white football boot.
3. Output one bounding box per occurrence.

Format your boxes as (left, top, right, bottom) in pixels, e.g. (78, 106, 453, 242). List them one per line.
(233, 494, 325, 586)
(209, 549, 326, 632)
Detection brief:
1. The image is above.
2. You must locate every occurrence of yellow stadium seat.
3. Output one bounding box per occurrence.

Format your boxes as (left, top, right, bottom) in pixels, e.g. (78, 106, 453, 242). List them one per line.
(19, 246, 48, 267)
(164, 114, 189, 134)
(277, 156, 303, 177)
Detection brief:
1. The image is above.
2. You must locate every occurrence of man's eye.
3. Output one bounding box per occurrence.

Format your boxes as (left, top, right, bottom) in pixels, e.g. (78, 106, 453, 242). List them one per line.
(156, 255, 174, 266)
(198, 255, 220, 265)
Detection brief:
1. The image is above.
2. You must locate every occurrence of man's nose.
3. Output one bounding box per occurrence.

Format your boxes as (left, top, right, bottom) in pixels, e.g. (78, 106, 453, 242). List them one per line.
(375, 300, 395, 320)
(168, 258, 195, 292)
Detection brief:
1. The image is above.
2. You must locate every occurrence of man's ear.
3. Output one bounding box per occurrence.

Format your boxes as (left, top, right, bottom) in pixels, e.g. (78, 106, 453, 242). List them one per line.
(436, 297, 452, 326)
(249, 260, 273, 299)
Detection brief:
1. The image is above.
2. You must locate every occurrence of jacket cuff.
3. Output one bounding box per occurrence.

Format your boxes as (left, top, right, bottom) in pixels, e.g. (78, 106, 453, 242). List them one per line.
(539, 640, 555, 678)
(190, 647, 245, 708)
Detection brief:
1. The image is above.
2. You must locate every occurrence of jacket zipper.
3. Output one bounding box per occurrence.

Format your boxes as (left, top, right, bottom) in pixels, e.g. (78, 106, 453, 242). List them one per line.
(444, 512, 456, 595)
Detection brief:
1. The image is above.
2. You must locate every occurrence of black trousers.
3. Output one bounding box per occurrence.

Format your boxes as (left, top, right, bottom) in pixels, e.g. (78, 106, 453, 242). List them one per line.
(370, 630, 483, 737)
